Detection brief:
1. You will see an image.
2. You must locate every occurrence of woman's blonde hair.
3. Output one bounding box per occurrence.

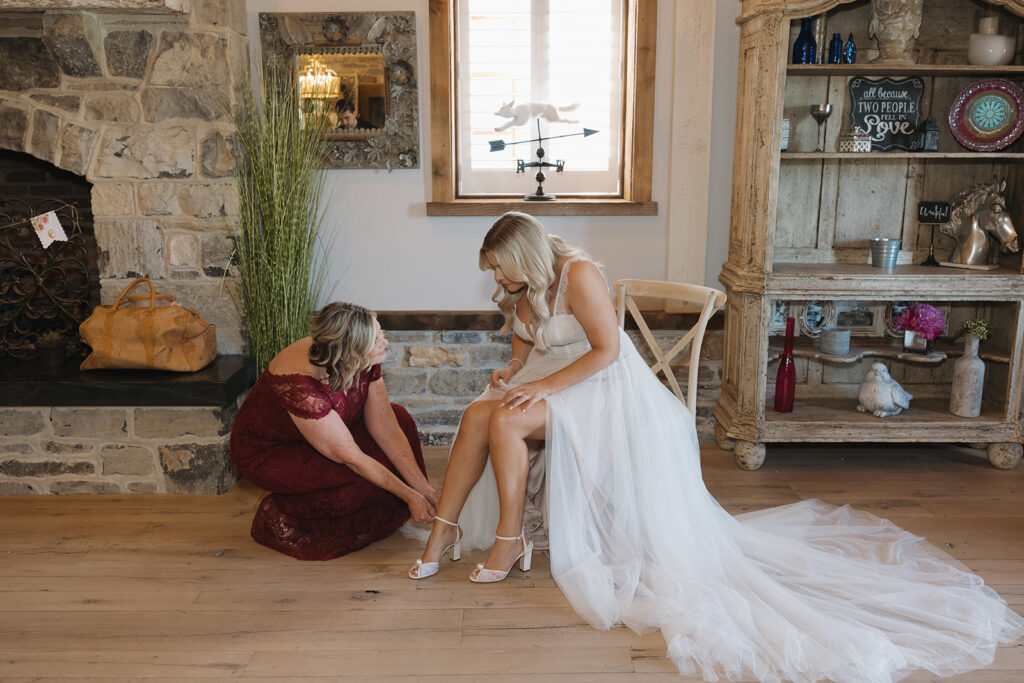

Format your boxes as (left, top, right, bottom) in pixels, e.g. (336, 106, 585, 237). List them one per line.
(308, 302, 377, 392)
(479, 211, 583, 348)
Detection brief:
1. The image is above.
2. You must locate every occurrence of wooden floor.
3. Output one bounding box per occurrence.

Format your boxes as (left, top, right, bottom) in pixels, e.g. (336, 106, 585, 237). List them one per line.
(1, 443, 1022, 682)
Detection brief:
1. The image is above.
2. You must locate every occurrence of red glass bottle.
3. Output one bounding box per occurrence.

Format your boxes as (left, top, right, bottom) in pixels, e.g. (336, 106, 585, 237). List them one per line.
(774, 316, 796, 413)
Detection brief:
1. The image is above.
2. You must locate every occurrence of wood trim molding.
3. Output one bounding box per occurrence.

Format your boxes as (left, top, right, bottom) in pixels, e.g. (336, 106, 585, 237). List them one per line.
(426, 0, 658, 216)
(376, 310, 724, 331)
(666, 0, 716, 307)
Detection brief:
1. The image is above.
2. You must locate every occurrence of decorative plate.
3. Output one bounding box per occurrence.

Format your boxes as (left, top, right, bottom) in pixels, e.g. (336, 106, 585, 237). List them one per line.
(948, 78, 1024, 151)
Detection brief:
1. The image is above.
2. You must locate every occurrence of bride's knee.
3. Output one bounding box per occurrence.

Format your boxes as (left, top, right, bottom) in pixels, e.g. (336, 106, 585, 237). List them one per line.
(487, 405, 519, 435)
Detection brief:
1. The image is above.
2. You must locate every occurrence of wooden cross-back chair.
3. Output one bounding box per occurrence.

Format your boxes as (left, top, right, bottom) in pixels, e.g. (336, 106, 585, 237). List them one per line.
(615, 279, 727, 422)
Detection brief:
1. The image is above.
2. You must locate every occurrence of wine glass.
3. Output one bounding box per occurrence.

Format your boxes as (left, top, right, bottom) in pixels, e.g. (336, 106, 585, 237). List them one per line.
(809, 104, 833, 152)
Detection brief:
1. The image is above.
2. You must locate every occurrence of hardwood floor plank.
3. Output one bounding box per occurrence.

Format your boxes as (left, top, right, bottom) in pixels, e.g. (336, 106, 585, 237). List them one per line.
(0, 651, 251, 678)
(0, 610, 463, 652)
(242, 646, 634, 677)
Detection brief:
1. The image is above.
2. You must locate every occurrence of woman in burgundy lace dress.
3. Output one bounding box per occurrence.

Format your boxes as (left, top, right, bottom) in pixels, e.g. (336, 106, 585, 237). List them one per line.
(230, 302, 438, 560)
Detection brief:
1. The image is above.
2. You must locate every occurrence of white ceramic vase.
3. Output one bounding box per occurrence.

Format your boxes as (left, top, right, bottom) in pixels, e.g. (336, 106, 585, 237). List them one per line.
(950, 335, 985, 417)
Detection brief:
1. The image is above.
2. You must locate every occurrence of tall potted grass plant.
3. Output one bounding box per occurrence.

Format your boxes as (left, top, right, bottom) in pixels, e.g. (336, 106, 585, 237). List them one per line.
(232, 67, 330, 372)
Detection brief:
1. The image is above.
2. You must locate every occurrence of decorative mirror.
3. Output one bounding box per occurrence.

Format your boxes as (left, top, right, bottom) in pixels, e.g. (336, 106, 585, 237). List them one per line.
(259, 12, 420, 170)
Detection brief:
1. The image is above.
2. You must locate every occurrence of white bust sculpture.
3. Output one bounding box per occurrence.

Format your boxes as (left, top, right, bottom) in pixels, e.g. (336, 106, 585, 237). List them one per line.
(869, 0, 925, 64)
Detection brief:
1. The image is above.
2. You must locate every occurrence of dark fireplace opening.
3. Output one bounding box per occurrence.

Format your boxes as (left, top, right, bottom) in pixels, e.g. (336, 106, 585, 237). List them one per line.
(0, 148, 99, 362)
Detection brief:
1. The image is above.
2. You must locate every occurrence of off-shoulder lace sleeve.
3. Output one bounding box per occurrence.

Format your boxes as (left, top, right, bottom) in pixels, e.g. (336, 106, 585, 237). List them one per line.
(368, 364, 382, 382)
(267, 373, 333, 420)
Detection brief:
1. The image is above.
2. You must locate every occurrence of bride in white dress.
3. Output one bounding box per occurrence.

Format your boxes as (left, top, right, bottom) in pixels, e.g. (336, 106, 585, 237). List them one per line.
(409, 211, 1024, 682)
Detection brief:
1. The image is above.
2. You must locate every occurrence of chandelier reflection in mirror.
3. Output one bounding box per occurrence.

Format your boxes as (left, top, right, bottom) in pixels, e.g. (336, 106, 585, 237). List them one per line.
(297, 56, 341, 101)
(296, 46, 388, 138)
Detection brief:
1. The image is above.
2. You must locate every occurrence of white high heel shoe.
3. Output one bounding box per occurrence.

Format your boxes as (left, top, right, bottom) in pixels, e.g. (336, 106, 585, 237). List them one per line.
(469, 528, 533, 583)
(408, 515, 462, 580)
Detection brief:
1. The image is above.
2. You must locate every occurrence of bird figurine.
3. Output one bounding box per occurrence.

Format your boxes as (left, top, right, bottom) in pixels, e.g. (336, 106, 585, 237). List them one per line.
(856, 362, 913, 418)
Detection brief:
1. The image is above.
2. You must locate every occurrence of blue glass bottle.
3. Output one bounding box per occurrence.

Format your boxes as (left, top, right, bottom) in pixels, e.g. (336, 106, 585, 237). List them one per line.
(792, 18, 817, 64)
(843, 33, 857, 64)
(828, 32, 843, 64)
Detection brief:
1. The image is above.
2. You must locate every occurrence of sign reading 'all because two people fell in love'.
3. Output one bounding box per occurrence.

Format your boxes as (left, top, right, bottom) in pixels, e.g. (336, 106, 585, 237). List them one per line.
(848, 77, 925, 151)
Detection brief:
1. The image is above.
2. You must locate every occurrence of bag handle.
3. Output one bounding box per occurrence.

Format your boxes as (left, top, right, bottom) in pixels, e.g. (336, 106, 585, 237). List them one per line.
(111, 278, 156, 311)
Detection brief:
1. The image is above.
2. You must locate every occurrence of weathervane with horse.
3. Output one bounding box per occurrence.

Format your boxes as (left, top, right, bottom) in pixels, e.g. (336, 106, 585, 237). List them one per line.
(939, 179, 1019, 270)
(489, 100, 598, 201)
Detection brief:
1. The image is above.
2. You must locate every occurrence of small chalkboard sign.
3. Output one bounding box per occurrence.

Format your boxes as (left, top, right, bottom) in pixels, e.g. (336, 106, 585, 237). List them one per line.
(918, 201, 951, 224)
(849, 77, 925, 152)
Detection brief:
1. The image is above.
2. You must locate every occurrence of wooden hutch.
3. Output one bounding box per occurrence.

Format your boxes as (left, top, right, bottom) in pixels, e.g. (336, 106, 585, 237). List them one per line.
(715, 0, 1024, 469)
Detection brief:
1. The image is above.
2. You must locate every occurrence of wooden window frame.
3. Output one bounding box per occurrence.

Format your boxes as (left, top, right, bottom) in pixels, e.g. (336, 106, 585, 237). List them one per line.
(426, 0, 658, 217)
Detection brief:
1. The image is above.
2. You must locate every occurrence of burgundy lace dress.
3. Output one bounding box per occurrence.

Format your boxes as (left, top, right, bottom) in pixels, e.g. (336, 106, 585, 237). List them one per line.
(229, 364, 426, 560)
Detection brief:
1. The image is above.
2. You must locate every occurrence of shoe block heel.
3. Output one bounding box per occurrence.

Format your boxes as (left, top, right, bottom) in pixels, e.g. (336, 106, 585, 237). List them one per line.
(520, 543, 533, 572)
(452, 538, 462, 562)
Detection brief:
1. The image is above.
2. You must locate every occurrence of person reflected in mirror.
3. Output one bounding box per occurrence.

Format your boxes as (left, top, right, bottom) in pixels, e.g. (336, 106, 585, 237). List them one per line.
(229, 302, 438, 560)
(335, 99, 373, 129)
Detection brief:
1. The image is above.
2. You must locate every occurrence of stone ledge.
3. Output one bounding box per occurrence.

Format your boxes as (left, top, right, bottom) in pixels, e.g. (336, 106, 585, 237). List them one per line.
(0, 354, 255, 407)
(376, 310, 725, 332)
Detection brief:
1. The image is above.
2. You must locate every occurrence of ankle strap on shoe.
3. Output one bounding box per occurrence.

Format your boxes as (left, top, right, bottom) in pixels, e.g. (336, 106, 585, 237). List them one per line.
(434, 515, 459, 528)
(495, 529, 524, 541)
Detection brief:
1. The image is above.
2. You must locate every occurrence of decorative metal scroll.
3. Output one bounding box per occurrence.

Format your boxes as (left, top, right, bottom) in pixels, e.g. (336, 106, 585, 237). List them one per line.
(0, 199, 100, 360)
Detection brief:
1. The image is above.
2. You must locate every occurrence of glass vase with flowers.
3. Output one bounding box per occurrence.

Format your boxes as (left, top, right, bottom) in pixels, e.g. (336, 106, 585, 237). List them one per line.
(894, 303, 946, 353)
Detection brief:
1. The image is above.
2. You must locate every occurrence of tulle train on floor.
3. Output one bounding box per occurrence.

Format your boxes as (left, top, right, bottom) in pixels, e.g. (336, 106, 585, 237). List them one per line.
(458, 329, 1024, 682)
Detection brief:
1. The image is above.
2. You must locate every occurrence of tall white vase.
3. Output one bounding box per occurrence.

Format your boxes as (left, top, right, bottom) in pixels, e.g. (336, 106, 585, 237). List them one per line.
(950, 335, 985, 417)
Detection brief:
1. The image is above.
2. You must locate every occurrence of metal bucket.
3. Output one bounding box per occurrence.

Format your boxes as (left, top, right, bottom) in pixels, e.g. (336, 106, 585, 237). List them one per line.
(870, 238, 901, 269)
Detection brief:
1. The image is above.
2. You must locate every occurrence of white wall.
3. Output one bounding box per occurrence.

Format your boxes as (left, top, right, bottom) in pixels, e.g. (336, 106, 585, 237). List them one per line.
(245, 0, 740, 310)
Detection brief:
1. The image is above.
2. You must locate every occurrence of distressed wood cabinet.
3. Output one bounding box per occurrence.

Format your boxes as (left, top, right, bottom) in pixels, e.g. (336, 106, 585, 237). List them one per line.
(715, 0, 1024, 469)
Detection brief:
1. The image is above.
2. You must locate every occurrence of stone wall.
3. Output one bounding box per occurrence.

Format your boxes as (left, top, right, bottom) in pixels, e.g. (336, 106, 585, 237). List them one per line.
(383, 329, 725, 448)
(0, 327, 722, 494)
(0, 0, 248, 352)
(0, 399, 242, 494)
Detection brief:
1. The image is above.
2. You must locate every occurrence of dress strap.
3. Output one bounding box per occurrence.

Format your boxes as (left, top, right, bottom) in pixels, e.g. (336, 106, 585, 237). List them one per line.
(553, 256, 585, 316)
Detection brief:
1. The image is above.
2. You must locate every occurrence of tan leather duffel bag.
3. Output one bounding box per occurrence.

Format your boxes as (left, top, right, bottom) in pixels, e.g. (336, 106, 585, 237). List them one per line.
(79, 278, 217, 372)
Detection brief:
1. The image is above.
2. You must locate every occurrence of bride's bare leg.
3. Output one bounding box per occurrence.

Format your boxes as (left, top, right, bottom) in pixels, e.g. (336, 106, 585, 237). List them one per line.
(476, 401, 547, 573)
(420, 399, 500, 563)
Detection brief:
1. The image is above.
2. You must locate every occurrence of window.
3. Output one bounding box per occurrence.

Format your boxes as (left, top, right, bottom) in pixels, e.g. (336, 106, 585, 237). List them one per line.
(427, 0, 656, 215)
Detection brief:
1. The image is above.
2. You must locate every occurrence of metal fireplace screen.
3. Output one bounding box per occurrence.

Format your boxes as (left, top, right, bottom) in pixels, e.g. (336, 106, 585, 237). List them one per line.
(0, 199, 100, 360)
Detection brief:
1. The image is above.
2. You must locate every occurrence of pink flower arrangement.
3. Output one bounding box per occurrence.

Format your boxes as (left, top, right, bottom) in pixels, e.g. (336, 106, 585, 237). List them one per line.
(893, 303, 946, 340)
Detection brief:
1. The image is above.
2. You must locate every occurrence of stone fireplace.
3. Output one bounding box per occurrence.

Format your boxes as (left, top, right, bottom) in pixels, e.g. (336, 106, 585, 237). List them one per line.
(0, 0, 252, 494)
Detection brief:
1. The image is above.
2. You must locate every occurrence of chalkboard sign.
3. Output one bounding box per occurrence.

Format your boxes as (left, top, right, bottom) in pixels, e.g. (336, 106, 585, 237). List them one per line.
(918, 201, 951, 223)
(848, 77, 925, 152)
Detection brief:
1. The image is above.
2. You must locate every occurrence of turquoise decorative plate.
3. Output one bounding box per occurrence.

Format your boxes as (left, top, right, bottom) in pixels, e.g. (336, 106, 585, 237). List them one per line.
(949, 78, 1024, 151)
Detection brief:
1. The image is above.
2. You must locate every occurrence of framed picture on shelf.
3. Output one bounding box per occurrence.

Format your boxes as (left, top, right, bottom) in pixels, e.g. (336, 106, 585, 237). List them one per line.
(768, 300, 790, 335)
(883, 301, 912, 337)
(796, 300, 836, 338)
(833, 301, 879, 336)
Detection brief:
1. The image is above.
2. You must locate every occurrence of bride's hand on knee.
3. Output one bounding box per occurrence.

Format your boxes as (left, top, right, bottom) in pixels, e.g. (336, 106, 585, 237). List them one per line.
(501, 381, 551, 411)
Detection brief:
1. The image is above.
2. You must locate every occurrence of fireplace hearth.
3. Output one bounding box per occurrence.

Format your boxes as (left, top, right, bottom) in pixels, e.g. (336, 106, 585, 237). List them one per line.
(0, 1, 251, 494)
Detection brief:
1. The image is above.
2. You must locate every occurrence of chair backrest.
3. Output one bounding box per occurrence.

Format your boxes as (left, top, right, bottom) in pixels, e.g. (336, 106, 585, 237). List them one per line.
(614, 279, 726, 421)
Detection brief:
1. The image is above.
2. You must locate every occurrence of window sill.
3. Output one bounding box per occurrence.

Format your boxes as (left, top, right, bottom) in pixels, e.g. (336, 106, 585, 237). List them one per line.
(426, 199, 658, 217)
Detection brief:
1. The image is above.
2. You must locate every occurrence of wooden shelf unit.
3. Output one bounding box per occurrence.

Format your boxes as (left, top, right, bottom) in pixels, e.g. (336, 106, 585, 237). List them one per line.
(787, 64, 1024, 76)
(781, 152, 1024, 159)
(714, 0, 1024, 471)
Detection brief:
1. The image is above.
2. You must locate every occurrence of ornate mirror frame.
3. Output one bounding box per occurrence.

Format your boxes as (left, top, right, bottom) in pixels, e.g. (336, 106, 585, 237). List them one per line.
(259, 11, 420, 171)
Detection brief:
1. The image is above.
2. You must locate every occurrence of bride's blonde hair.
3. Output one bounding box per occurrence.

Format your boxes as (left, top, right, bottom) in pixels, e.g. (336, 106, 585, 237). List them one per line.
(479, 212, 583, 348)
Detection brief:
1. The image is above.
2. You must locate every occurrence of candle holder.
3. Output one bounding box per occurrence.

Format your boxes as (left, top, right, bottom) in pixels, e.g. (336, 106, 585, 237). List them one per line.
(968, 9, 1017, 66)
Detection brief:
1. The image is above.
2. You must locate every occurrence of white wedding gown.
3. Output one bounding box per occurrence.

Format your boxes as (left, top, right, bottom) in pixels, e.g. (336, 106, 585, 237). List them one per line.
(457, 258, 1024, 682)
